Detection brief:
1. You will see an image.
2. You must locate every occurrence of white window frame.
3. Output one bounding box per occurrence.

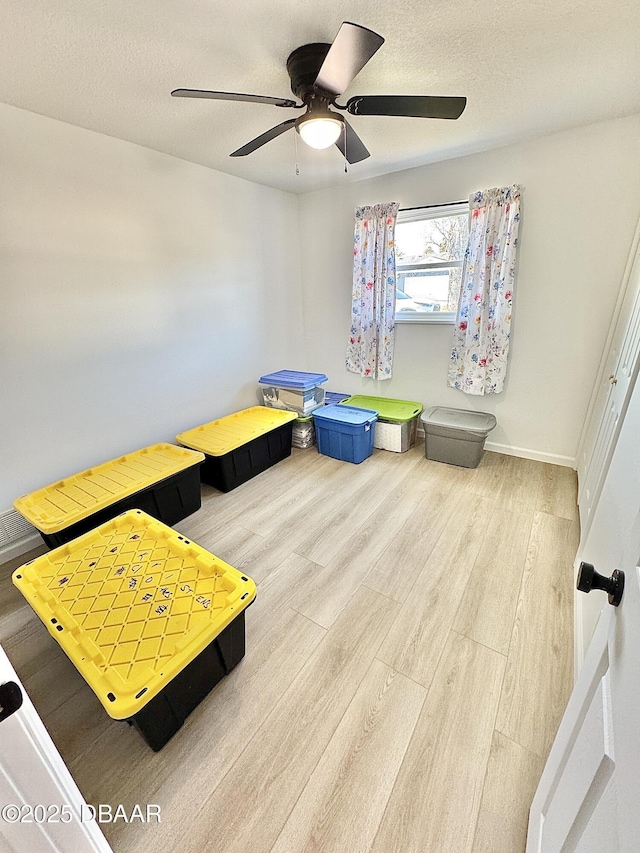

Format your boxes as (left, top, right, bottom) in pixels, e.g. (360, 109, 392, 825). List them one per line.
(395, 201, 469, 325)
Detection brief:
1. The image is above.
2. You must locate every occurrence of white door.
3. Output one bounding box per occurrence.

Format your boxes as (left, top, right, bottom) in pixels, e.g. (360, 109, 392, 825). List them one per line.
(527, 512, 640, 852)
(0, 645, 111, 853)
(577, 226, 640, 541)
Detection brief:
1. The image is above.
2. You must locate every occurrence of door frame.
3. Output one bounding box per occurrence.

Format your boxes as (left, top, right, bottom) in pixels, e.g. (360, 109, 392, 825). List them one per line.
(575, 217, 640, 539)
(0, 645, 112, 852)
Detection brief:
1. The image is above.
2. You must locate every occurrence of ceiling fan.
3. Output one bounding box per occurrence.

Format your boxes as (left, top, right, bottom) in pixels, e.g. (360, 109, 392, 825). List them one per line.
(171, 22, 466, 164)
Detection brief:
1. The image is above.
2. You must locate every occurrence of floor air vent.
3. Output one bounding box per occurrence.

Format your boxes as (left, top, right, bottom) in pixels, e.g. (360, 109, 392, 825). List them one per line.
(0, 509, 38, 548)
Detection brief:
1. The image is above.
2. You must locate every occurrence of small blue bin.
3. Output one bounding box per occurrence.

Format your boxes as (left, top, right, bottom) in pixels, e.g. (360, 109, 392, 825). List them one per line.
(324, 392, 351, 406)
(312, 405, 378, 464)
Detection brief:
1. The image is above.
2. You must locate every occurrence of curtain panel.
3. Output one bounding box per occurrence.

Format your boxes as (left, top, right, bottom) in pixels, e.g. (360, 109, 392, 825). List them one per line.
(346, 202, 399, 380)
(448, 185, 522, 395)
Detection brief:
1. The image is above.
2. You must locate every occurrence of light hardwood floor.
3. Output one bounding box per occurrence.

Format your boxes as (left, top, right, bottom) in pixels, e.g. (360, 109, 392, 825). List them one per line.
(0, 445, 579, 853)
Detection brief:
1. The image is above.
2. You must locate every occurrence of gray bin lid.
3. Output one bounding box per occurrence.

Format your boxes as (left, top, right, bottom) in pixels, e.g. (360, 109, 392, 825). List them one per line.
(421, 406, 497, 436)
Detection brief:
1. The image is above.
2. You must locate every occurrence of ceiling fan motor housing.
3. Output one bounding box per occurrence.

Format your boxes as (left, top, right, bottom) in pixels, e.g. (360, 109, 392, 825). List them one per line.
(286, 43, 333, 102)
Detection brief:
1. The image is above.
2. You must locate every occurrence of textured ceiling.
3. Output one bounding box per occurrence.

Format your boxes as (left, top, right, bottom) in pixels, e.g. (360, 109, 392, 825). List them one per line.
(2, 0, 640, 194)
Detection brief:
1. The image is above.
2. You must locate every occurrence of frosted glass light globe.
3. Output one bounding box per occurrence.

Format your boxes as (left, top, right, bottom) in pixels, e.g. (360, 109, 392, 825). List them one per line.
(297, 116, 343, 149)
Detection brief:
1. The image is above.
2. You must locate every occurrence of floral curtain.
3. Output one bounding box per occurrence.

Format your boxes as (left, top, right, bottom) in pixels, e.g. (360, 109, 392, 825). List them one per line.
(346, 202, 399, 380)
(448, 185, 522, 395)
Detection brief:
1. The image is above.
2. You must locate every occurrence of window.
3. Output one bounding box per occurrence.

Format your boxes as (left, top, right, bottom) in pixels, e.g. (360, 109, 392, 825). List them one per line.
(395, 201, 469, 324)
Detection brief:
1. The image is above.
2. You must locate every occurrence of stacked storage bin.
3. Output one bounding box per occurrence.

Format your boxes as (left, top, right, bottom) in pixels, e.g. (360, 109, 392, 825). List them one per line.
(340, 396, 423, 453)
(292, 415, 315, 449)
(292, 393, 350, 448)
(259, 370, 329, 450)
(258, 370, 328, 415)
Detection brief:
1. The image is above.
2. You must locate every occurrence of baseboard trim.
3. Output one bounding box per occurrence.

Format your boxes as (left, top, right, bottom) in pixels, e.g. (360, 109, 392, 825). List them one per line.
(0, 532, 44, 564)
(484, 441, 576, 468)
(415, 431, 576, 468)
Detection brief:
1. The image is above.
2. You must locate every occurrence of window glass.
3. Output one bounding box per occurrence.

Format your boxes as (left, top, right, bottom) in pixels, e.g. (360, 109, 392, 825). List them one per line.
(395, 203, 469, 322)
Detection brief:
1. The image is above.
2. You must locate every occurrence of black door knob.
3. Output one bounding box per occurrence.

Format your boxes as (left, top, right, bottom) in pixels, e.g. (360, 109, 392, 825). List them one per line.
(577, 561, 625, 607)
(0, 681, 22, 723)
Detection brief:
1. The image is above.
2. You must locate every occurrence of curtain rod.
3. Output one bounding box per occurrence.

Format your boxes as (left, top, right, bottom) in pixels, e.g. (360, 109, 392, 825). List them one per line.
(400, 200, 467, 211)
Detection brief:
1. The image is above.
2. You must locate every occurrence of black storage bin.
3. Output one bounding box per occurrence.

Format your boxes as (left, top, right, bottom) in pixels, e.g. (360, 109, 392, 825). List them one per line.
(130, 609, 248, 751)
(177, 407, 297, 493)
(200, 421, 294, 492)
(41, 464, 203, 548)
(14, 444, 205, 549)
(12, 509, 257, 753)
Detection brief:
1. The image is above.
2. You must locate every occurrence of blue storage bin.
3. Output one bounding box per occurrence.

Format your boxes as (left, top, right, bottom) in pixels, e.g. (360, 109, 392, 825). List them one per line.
(312, 405, 378, 464)
(324, 391, 351, 406)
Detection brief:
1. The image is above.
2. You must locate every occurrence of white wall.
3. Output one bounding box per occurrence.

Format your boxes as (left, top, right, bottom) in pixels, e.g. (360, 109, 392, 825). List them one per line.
(3, 103, 640, 516)
(297, 114, 640, 465)
(0, 103, 303, 509)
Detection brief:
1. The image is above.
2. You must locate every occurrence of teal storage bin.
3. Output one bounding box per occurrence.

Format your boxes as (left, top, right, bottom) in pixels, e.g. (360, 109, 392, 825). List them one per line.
(312, 405, 378, 464)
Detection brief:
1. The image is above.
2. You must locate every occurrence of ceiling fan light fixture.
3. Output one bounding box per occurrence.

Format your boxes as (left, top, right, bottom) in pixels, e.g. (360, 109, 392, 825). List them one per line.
(172, 22, 467, 164)
(296, 113, 344, 149)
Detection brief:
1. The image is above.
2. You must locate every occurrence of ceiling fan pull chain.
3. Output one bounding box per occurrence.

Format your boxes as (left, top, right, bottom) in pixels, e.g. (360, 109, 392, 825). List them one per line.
(344, 125, 348, 173)
(294, 127, 300, 176)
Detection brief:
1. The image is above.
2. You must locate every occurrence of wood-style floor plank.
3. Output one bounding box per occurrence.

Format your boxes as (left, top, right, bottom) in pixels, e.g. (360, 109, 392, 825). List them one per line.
(371, 631, 506, 853)
(247, 551, 324, 646)
(179, 448, 335, 542)
(453, 508, 533, 655)
(241, 451, 362, 540)
(290, 458, 432, 628)
(172, 520, 265, 576)
(215, 530, 305, 586)
(463, 449, 512, 498)
(45, 678, 113, 761)
(363, 465, 458, 603)
(376, 492, 496, 687)
(293, 449, 421, 567)
(471, 731, 544, 853)
(14, 636, 88, 718)
(270, 659, 426, 853)
(495, 511, 579, 759)
(2, 611, 64, 679)
(496, 456, 578, 520)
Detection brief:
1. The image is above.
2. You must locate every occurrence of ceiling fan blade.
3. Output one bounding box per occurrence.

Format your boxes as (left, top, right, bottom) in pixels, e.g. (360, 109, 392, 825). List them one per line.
(335, 119, 370, 164)
(229, 118, 297, 157)
(171, 89, 299, 108)
(346, 95, 467, 120)
(314, 22, 384, 97)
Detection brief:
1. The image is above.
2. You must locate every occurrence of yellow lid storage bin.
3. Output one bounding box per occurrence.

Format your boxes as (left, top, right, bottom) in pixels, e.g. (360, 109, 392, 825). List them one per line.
(177, 406, 297, 492)
(13, 510, 256, 751)
(14, 444, 205, 548)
